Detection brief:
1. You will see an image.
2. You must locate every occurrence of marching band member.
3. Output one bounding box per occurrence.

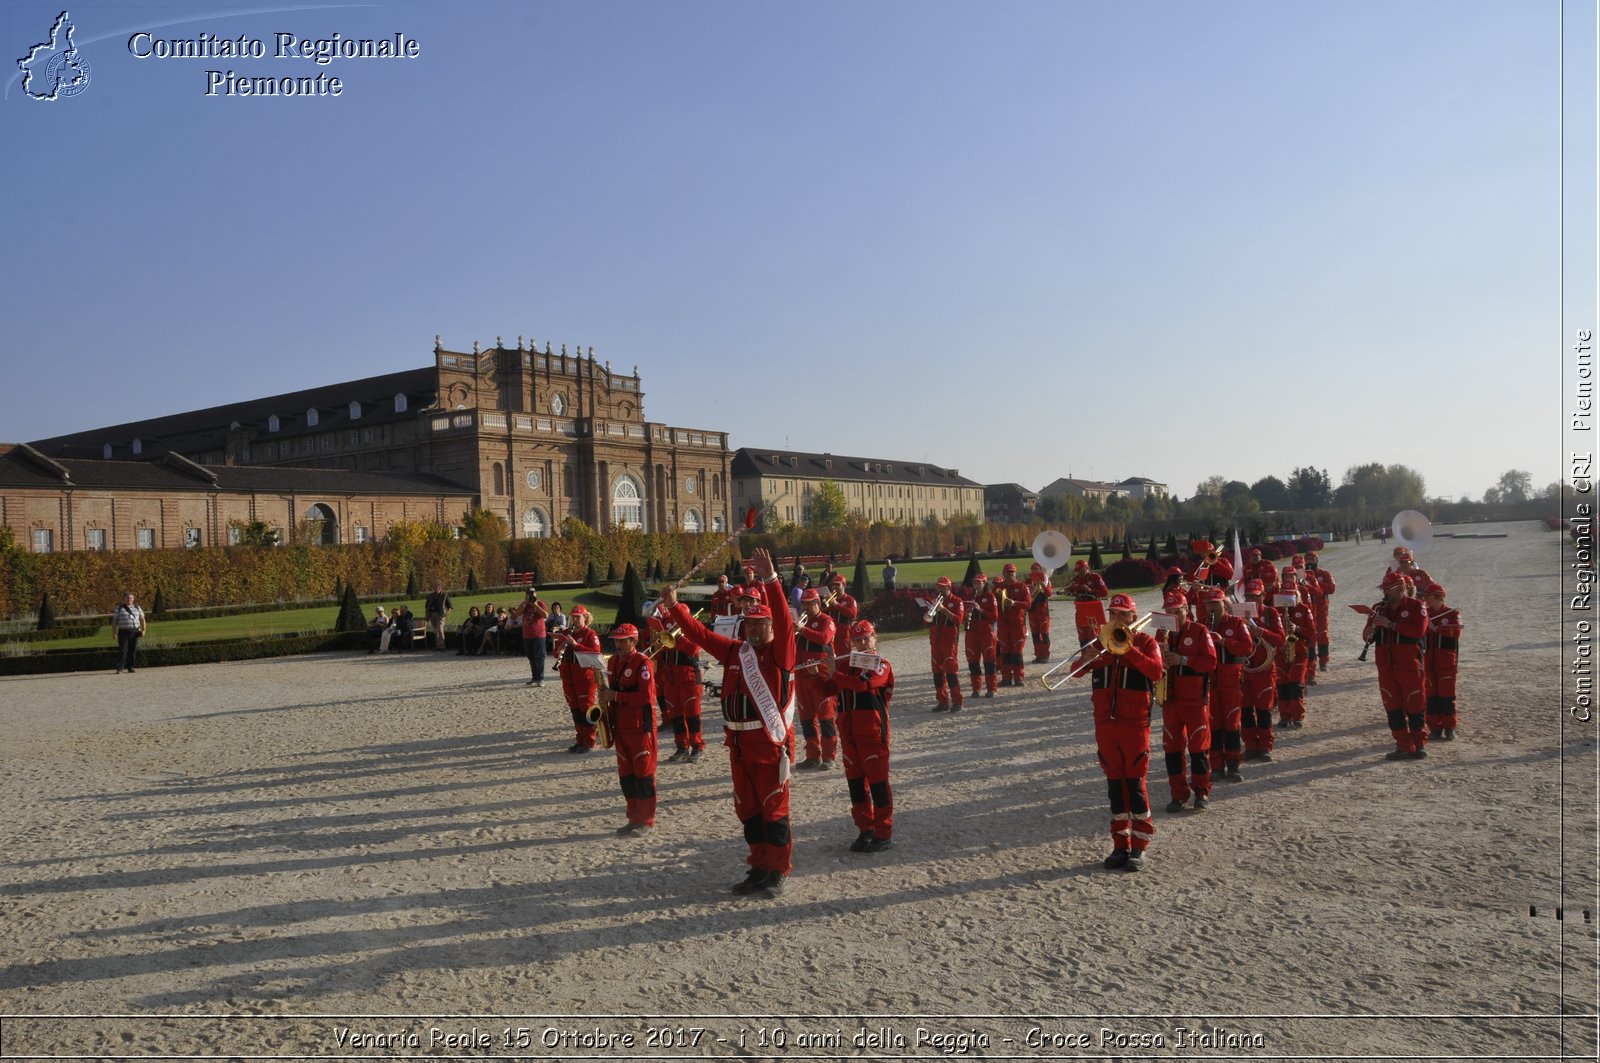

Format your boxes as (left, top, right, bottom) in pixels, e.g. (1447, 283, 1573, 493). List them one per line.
(923, 576, 966, 712)
(1240, 579, 1286, 761)
(794, 588, 839, 768)
(995, 562, 1031, 686)
(1422, 583, 1462, 741)
(824, 573, 858, 657)
(1391, 546, 1433, 591)
(1363, 570, 1430, 760)
(1027, 561, 1055, 663)
(709, 573, 738, 616)
(964, 571, 999, 698)
(816, 620, 896, 852)
(1277, 569, 1316, 730)
(1244, 548, 1279, 596)
(656, 548, 797, 898)
(1065, 559, 1110, 648)
(1202, 587, 1254, 782)
(1157, 589, 1219, 813)
(1086, 593, 1165, 871)
(555, 606, 603, 754)
(1187, 539, 1234, 589)
(603, 624, 658, 835)
(649, 602, 707, 763)
(1305, 552, 1337, 675)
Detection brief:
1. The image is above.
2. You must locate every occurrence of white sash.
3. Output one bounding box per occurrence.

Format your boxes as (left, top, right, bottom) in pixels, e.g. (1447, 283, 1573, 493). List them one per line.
(737, 641, 793, 744)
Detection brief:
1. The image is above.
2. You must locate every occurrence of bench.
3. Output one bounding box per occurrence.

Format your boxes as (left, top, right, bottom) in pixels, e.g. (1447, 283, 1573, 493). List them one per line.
(507, 572, 534, 588)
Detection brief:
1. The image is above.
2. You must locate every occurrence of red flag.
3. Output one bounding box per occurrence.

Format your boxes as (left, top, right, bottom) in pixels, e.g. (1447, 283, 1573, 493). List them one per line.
(743, 505, 758, 530)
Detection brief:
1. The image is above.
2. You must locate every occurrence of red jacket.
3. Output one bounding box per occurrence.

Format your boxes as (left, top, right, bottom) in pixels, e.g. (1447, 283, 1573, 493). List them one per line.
(1161, 618, 1219, 704)
(669, 578, 795, 735)
(1066, 572, 1109, 600)
(606, 648, 656, 730)
(1088, 631, 1164, 725)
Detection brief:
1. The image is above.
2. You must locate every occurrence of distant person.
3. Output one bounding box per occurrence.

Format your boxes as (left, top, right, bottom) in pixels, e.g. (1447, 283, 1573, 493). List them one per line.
(367, 606, 390, 653)
(424, 585, 453, 650)
(456, 606, 486, 655)
(546, 602, 568, 655)
(112, 591, 147, 674)
(390, 605, 416, 651)
(881, 557, 898, 592)
(515, 589, 549, 685)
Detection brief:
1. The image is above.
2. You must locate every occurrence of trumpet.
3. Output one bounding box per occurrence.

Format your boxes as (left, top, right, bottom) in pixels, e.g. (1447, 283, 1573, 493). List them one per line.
(1040, 613, 1154, 690)
(822, 588, 842, 608)
(923, 591, 948, 622)
(646, 608, 708, 660)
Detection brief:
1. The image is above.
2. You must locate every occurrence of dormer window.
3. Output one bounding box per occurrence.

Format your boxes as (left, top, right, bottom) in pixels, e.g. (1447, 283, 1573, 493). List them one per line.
(394, 393, 408, 413)
(102, 444, 112, 459)
(131, 438, 142, 455)
(268, 415, 280, 432)
(306, 408, 319, 427)
(349, 401, 362, 420)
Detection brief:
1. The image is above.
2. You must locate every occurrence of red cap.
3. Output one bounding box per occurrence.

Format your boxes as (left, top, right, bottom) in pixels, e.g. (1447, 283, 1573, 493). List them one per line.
(1108, 593, 1137, 613)
(1280, 566, 1298, 581)
(744, 603, 773, 619)
(1164, 567, 1182, 579)
(849, 620, 877, 639)
(610, 623, 639, 640)
(936, 576, 953, 588)
(1075, 559, 1089, 572)
(1030, 562, 1044, 573)
(1190, 539, 1214, 554)
(1379, 571, 1407, 589)
(571, 606, 590, 618)
(1163, 589, 1189, 609)
(1424, 583, 1447, 599)
(1245, 579, 1265, 595)
(1291, 555, 1305, 568)
(1305, 551, 1319, 562)
(1002, 562, 1018, 573)
(972, 572, 989, 583)
(1393, 546, 1411, 559)
(1248, 548, 1262, 560)
(1203, 586, 1227, 602)
(800, 589, 820, 602)
(829, 574, 847, 585)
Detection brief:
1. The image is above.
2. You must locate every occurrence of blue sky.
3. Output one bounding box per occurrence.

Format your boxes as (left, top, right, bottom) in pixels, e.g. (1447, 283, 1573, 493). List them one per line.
(2, 0, 1586, 503)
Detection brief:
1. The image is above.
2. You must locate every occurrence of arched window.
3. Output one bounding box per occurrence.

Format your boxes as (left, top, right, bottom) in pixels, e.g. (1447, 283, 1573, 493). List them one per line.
(131, 438, 142, 455)
(102, 444, 112, 459)
(268, 415, 280, 432)
(394, 393, 408, 413)
(683, 508, 703, 533)
(304, 503, 338, 545)
(612, 474, 645, 530)
(712, 514, 726, 533)
(523, 507, 549, 539)
(492, 462, 505, 496)
(349, 401, 362, 420)
(306, 408, 319, 427)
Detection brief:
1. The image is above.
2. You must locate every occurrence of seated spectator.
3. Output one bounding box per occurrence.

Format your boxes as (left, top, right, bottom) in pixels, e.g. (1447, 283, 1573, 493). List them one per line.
(391, 605, 416, 651)
(367, 606, 391, 654)
(457, 606, 486, 655)
(479, 605, 504, 654)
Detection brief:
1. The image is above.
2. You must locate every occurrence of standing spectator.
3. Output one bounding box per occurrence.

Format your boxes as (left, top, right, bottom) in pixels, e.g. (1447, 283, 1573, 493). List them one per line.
(881, 556, 898, 592)
(112, 591, 147, 674)
(424, 584, 453, 651)
(516, 589, 549, 685)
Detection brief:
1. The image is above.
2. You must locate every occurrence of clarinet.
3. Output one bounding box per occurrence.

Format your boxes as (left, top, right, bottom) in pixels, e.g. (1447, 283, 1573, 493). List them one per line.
(1356, 601, 1383, 661)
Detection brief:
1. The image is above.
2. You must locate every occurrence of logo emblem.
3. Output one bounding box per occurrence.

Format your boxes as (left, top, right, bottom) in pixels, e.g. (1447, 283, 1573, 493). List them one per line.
(19, 11, 91, 101)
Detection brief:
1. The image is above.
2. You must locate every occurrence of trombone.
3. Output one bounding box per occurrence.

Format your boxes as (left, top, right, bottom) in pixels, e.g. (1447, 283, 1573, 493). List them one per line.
(1040, 613, 1154, 690)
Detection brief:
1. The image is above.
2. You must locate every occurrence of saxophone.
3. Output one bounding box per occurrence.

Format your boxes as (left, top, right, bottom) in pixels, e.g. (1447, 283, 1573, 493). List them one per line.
(1154, 629, 1170, 704)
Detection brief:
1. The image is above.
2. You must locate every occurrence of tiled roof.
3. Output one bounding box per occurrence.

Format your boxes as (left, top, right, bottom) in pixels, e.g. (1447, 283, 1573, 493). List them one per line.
(731, 448, 980, 488)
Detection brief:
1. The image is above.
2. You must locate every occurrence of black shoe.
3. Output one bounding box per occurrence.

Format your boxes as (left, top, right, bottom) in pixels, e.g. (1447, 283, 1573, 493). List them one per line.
(1257, 751, 1273, 762)
(949, 703, 963, 713)
(1225, 765, 1244, 783)
(615, 823, 637, 836)
(796, 757, 821, 770)
(850, 831, 872, 852)
(818, 759, 836, 770)
(1193, 794, 1210, 811)
(985, 689, 995, 698)
(761, 872, 789, 898)
(1242, 750, 1261, 761)
(1124, 850, 1147, 872)
(931, 703, 950, 713)
(1385, 748, 1410, 761)
(1409, 748, 1428, 760)
(1103, 849, 1130, 870)
(688, 748, 704, 762)
(863, 836, 893, 852)
(666, 748, 690, 763)
(567, 743, 591, 754)
(730, 869, 767, 895)
(1165, 799, 1185, 814)
(1441, 728, 1454, 741)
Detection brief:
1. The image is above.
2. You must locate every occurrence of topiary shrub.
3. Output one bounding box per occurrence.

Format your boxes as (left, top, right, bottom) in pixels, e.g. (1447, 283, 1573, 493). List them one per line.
(36, 593, 56, 631)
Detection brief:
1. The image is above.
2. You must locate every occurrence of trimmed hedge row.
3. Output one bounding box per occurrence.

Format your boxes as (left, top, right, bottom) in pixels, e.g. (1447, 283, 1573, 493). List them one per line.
(0, 631, 370, 677)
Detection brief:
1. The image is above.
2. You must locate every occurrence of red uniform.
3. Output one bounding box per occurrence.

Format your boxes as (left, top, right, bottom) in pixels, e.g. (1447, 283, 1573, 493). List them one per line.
(1365, 594, 1430, 755)
(605, 647, 658, 829)
(1088, 630, 1164, 858)
(794, 609, 839, 764)
(1204, 609, 1254, 778)
(1066, 571, 1110, 646)
(1424, 604, 1462, 738)
(648, 615, 706, 758)
(710, 582, 739, 616)
(963, 584, 999, 696)
(1026, 573, 1054, 662)
(1245, 559, 1279, 595)
(1304, 563, 1336, 669)
(556, 625, 604, 751)
(825, 656, 896, 847)
(1278, 599, 1316, 726)
(995, 575, 1031, 685)
(1158, 618, 1219, 807)
(826, 590, 859, 656)
(924, 591, 966, 711)
(1240, 604, 1285, 758)
(668, 578, 797, 878)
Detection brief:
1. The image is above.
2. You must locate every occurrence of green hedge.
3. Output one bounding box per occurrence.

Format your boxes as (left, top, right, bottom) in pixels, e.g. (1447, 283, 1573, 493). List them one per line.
(1, 622, 108, 643)
(0, 631, 369, 676)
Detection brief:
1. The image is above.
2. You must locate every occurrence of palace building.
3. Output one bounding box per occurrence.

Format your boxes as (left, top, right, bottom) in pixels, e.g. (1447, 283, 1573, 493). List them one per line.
(11, 337, 733, 551)
(730, 448, 984, 527)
